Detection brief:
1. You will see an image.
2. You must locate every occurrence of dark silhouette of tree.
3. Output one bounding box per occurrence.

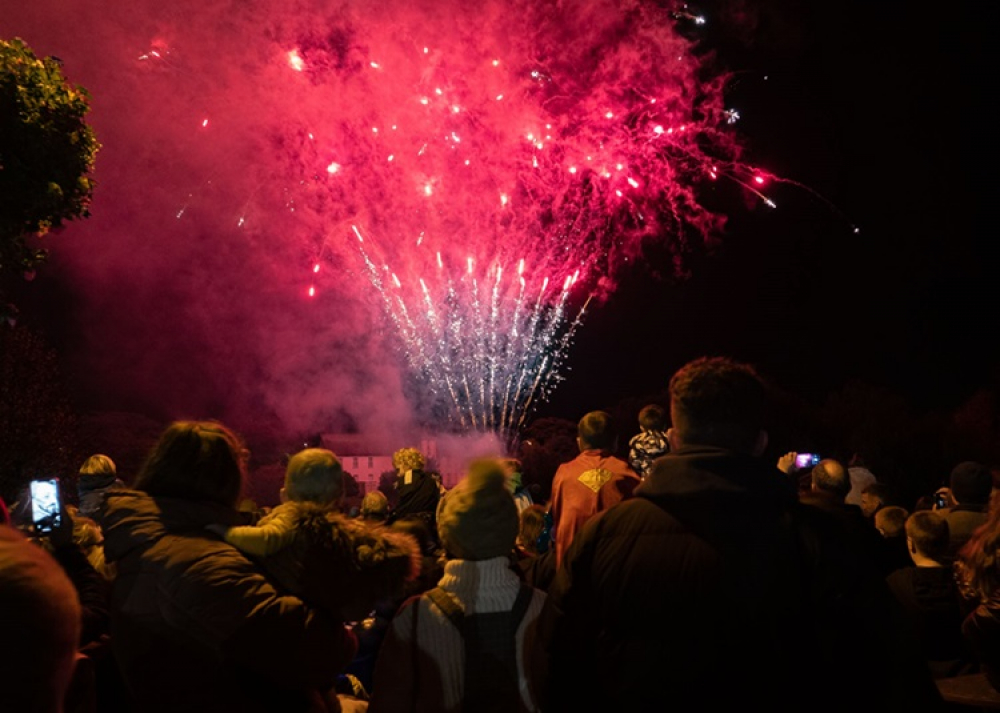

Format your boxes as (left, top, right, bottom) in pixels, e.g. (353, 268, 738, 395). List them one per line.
(1, 38, 99, 278)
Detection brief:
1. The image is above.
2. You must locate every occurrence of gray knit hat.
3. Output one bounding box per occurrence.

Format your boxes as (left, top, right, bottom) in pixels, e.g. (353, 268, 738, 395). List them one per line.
(437, 459, 518, 561)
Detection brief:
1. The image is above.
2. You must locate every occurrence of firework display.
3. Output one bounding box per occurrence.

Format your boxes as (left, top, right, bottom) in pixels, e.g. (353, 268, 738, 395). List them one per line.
(249, 0, 760, 432)
(10, 0, 776, 434)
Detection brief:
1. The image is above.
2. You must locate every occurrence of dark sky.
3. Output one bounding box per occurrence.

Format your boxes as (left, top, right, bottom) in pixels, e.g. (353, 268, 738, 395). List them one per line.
(6, 0, 992, 438)
(542, 0, 993, 421)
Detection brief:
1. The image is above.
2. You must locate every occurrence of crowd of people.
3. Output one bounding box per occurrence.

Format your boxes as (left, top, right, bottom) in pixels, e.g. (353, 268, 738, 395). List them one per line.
(3, 355, 1000, 711)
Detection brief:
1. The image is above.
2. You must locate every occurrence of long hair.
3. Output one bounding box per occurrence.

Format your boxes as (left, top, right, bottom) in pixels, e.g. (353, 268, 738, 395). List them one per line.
(133, 421, 245, 507)
(958, 490, 1000, 601)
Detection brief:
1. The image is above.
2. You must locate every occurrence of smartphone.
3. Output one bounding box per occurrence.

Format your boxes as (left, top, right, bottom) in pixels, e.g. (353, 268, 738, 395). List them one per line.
(30, 479, 62, 535)
(934, 492, 949, 509)
(795, 453, 820, 470)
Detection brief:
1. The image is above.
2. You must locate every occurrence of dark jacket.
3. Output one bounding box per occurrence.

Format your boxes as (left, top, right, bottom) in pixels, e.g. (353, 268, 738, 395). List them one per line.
(78, 474, 125, 522)
(102, 490, 357, 713)
(388, 469, 440, 529)
(545, 447, 942, 712)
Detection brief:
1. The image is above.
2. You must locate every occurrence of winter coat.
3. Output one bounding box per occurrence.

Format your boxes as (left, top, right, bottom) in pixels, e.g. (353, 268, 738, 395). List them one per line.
(369, 557, 548, 713)
(102, 490, 358, 713)
(226, 501, 422, 622)
(78, 473, 125, 522)
(545, 446, 943, 712)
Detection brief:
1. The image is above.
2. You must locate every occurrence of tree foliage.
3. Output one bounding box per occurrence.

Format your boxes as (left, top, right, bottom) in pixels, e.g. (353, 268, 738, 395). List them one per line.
(0, 38, 99, 276)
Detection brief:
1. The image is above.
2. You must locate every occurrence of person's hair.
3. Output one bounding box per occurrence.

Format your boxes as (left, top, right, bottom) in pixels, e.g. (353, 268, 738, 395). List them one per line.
(638, 404, 666, 431)
(668, 356, 765, 453)
(133, 421, 245, 507)
(360, 491, 389, 520)
(284, 449, 343, 504)
(0, 525, 81, 712)
(79, 453, 116, 477)
(950, 461, 994, 506)
(874, 506, 909, 538)
(959, 492, 1000, 600)
(578, 411, 616, 451)
(393, 447, 425, 473)
(518, 504, 547, 555)
(811, 459, 851, 499)
(906, 511, 950, 561)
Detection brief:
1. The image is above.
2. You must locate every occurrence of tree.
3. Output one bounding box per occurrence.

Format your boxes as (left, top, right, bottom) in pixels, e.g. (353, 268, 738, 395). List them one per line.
(0, 38, 99, 277)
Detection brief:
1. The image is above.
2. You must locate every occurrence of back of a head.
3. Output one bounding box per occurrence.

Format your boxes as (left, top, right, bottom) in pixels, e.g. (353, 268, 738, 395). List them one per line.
(393, 447, 426, 473)
(950, 461, 994, 506)
(79, 454, 116, 478)
(578, 411, 616, 451)
(284, 448, 343, 505)
(518, 504, 547, 554)
(361, 490, 390, 520)
(906, 510, 950, 561)
(875, 506, 909, 538)
(668, 356, 764, 453)
(133, 420, 245, 507)
(437, 458, 518, 561)
(638, 404, 666, 432)
(811, 459, 851, 499)
(0, 525, 81, 712)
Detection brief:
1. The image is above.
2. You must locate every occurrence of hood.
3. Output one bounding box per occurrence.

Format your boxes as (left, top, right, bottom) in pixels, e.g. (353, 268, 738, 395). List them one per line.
(102, 489, 243, 563)
(636, 446, 798, 536)
(78, 473, 123, 495)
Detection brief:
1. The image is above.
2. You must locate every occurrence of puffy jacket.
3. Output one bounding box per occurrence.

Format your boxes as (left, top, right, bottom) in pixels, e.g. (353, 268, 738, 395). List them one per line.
(102, 490, 357, 713)
(545, 447, 942, 712)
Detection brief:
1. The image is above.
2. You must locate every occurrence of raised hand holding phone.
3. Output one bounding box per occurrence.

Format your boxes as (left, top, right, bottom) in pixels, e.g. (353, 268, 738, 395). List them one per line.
(30, 479, 63, 536)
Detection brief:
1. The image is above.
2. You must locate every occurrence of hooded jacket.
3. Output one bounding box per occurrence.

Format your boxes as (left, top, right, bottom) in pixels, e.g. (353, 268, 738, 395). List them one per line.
(545, 447, 942, 712)
(102, 490, 358, 713)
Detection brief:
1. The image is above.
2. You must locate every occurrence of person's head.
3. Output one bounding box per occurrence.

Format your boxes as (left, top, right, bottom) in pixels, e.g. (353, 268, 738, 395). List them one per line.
(906, 511, 950, 563)
(874, 506, 909, 538)
(811, 459, 851, 500)
(667, 356, 767, 455)
(949, 461, 993, 507)
(79, 453, 116, 478)
(281, 448, 343, 505)
(860, 482, 891, 517)
(393, 447, 425, 474)
(436, 458, 518, 561)
(638, 404, 666, 432)
(517, 504, 547, 555)
(133, 420, 245, 508)
(577, 411, 617, 452)
(0, 525, 81, 712)
(500, 457, 523, 493)
(360, 490, 390, 521)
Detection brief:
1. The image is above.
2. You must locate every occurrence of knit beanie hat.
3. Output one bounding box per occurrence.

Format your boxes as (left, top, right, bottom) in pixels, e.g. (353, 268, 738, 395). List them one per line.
(437, 459, 518, 561)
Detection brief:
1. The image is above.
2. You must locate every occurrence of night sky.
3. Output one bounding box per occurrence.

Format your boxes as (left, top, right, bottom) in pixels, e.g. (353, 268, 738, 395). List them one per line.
(4, 0, 992, 441)
(544, 0, 992, 421)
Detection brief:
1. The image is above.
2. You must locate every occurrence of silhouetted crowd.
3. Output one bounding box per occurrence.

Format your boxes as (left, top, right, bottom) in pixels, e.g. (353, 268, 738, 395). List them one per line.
(4, 356, 1000, 712)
